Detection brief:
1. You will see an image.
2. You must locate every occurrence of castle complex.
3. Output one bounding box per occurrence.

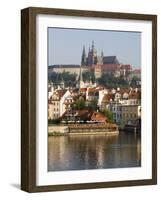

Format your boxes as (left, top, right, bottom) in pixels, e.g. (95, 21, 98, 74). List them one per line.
(81, 41, 101, 66)
(48, 41, 141, 85)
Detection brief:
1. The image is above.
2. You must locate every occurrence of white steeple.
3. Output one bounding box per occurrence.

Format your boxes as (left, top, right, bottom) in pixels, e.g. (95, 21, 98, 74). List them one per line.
(79, 65, 84, 88)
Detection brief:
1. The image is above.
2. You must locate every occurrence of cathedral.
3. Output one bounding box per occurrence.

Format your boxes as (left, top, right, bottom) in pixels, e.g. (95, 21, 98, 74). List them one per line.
(81, 41, 103, 66)
(80, 41, 124, 80)
(80, 41, 134, 81)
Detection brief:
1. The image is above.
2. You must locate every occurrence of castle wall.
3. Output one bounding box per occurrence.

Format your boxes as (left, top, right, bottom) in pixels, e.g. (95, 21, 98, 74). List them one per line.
(48, 66, 89, 78)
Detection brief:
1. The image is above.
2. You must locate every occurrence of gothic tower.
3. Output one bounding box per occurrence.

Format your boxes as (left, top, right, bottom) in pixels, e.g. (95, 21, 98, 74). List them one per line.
(91, 40, 97, 65)
(81, 45, 86, 66)
(81, 41, 98, 67)
(91, 40, 95, 52)
(87, 46, 92, 66)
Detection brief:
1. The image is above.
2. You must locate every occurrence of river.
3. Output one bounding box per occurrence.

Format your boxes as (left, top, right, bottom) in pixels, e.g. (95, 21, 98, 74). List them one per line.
(48, 131, 141, 171)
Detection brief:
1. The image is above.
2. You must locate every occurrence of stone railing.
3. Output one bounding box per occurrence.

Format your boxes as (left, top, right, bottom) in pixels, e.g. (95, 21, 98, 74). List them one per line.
(68, 123, 118, 130)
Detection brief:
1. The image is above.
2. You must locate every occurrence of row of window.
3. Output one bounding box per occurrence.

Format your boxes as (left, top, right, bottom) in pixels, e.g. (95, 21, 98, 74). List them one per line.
(53, 102, 59, 106)
(113, 113, 137, 119)
(53, 108, 59, 111)
(64, 99, 73, 103)
(52, 96, 59, 100)
(110, 106, 138, 112)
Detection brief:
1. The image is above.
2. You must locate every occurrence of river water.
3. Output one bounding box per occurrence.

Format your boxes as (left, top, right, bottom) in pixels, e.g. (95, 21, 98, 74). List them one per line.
(48, 132, 141, 171)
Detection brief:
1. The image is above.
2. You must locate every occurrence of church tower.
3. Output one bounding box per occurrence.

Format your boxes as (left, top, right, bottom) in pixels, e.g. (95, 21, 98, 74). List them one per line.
(91, 40, 94, 51)
(81, 41, 99, 67)
(91, 40, 97, 65)
(81, 45, 86, 66)
(79, 65, 84, 88)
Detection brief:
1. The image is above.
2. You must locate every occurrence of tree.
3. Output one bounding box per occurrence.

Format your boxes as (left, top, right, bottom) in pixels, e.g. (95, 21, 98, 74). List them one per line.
(97, 72, 129, 88)
(97, 73, 108, 86)
(73, 99, 86, 110)
(82, 70, 95, 83)
(100, 109, 113, 123)
(130, 76, 140, 87)
(88, 99, 98, 111)
(49, 71, 77, 87)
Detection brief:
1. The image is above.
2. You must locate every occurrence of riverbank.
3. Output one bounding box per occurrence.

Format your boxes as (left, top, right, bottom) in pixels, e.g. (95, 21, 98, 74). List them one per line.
(119, 125, 141, 134)
(48, 123, 119, 136)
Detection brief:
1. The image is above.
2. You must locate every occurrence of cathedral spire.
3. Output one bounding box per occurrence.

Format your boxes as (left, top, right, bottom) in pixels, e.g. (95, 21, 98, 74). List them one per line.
(92, 40, 94, 51)
(88, 45, 90, 53)
(101, 49, 104, 58)
(81, 45, 86, 66)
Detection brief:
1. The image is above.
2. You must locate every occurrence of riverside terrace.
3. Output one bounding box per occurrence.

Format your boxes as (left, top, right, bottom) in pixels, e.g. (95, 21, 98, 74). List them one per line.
(48, 123, 119, 136)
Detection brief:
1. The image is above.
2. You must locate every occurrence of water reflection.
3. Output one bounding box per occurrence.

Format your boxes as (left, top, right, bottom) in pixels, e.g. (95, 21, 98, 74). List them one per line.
(48, 132, 141, 171)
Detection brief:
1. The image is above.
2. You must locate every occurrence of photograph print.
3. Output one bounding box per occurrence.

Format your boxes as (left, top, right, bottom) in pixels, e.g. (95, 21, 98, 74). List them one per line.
(48, 28, 141, 172)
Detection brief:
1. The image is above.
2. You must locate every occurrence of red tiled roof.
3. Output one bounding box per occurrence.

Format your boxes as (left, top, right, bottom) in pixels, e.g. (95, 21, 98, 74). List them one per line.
(76, 110, 93, 118)
(128, 91, 141, 99)
(119, 88, 131, 95)
(53, 89, 67, 99)
(102, 93, 114, 102)
(61, 109, 108, 123)
(91, 112, 106, 122)
(80, 88, 87, 92)
(87, 87, 97, 92)
(120, 64, 132, 70)
(133, 69, 141, 74)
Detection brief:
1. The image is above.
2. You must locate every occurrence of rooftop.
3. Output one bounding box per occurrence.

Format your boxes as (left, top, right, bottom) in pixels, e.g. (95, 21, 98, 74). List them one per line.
(103, 56, 120, 65)
(52, 89, 67, 100)
(120, 64, 132, 70)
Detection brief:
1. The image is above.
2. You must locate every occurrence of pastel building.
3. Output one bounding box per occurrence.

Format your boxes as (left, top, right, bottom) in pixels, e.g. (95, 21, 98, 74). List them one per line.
(48, 89, 73, 120)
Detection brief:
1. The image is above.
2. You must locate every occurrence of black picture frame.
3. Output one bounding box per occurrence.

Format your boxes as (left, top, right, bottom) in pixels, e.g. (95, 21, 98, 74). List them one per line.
(21, 7, 157, 192)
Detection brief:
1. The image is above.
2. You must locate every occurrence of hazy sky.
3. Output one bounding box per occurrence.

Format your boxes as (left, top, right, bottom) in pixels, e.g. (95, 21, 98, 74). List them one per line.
(48, 27, 141, 68)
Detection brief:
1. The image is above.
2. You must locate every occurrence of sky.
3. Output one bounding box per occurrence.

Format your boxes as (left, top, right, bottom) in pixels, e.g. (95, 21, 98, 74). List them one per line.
(48, 27, 141, 68)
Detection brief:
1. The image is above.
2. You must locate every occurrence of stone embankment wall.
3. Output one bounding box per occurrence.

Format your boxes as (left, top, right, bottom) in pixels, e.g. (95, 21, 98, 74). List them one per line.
(48, 124, 119, 135)
(68, 124, 118, 135)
